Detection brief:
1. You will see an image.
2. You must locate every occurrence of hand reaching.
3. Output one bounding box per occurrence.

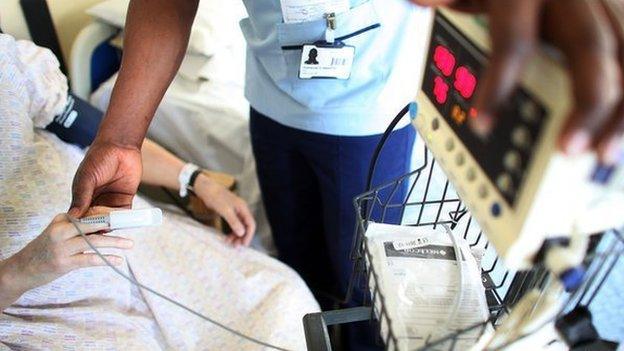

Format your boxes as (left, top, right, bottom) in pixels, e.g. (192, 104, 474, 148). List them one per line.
(70, 140, 143, 217)
(411, 0, 624, 165)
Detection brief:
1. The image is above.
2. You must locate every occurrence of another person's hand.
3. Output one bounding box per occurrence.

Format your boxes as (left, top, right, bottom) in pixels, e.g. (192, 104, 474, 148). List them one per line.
(70, 140, 143, 217)
(194, 172, 256, 247)
(411, 0, 624, 165)
(0, 209, 133, 306)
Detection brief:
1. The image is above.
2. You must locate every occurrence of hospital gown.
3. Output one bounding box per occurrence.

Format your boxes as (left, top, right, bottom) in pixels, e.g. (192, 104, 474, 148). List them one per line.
(0, 34, 319, 350)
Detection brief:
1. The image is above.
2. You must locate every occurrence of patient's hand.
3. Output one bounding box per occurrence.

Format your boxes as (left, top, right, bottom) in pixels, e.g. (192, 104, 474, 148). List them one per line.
(0, 210, 133, 310)
(194, 173, 256, 247)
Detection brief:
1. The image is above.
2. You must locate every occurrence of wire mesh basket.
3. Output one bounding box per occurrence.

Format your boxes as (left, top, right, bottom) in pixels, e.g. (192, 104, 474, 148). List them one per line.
(346, 136, 624, 351)
(302, 105, 623, 351)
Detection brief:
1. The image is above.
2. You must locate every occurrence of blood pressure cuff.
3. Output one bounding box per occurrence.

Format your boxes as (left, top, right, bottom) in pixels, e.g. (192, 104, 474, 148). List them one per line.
(45, 93, 103, 148)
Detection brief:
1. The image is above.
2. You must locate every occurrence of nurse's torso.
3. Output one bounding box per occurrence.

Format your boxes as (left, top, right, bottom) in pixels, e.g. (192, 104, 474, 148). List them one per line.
(240, 0, 432, 136)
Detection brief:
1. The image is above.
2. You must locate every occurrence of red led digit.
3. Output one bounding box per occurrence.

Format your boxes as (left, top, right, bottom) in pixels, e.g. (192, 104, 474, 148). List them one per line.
(433, 76, 449, 104)
(469, 107, 478, 119)
(454, 66, 477, 99)
(433, 45, 456, 77)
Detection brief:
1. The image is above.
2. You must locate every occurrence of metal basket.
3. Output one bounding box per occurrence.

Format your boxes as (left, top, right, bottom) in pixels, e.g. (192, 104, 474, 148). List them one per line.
(303, 111, 623, 351)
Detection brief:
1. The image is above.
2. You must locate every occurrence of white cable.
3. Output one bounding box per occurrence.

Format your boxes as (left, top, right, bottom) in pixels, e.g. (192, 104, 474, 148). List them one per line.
(439, 224, 465, 339)
(66, 215, 294, 351)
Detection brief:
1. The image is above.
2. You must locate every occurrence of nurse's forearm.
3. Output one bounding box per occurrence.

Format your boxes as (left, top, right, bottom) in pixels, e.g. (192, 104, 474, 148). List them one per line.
(95, 0, 199, 149)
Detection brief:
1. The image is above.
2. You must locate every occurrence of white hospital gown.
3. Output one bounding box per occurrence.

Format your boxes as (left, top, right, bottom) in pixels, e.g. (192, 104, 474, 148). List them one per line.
(0, 34, 318, 350)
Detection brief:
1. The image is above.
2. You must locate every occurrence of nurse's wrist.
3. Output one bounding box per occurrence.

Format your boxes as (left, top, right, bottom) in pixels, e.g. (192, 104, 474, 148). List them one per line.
(94, 120, 145, 150)
(92, 134, 142, 152)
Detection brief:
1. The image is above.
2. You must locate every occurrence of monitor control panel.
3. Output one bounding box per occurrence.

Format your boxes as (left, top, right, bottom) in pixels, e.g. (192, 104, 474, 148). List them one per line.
(414, 10, 624, 269)
(422, 16, 547, 207)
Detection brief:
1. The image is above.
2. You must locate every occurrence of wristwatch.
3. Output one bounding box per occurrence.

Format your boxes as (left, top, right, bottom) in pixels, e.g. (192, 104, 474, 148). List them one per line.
(178, 163, 202, 198)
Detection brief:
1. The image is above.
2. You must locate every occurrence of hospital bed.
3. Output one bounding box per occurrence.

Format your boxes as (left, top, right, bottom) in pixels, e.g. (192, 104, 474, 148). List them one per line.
(68, 1, 275, 253)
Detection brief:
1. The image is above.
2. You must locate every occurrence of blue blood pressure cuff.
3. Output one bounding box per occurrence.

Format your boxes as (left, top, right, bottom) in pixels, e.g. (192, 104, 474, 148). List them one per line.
(45, 93, 103, 148)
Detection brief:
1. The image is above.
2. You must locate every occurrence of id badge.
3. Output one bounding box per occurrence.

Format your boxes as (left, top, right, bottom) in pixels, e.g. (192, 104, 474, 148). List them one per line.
(299, 43, 355, 80)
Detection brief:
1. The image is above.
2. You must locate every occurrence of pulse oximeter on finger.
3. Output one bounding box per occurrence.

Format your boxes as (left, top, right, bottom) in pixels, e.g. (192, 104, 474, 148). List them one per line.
(79, 208, 163, 230)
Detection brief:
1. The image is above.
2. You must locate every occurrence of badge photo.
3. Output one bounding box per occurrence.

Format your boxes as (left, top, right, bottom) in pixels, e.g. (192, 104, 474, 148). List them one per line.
(299, 44, 355, 80)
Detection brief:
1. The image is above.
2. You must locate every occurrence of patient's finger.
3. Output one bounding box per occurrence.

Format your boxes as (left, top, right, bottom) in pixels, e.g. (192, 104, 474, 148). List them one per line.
(70, 253, 125, 268)
(237, 206, 256, 247)
(224, 234, 238, 247)
(222, 208, 245, 237)
(53, 219, 111, 241)
(66, 234, 134, 254)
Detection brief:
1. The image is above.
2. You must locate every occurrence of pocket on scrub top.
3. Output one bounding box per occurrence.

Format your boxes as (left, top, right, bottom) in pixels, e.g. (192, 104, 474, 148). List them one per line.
(244, 0, 385, 111)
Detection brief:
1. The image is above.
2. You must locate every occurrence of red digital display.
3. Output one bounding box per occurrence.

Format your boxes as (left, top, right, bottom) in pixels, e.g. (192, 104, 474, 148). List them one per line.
(433, 76, 449, 104)
(454, 66, 477, 99)
(433, 45, 455, 77)
(469, 107, 478, 119)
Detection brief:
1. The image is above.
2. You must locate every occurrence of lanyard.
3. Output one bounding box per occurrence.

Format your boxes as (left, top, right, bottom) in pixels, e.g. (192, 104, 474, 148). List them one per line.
(325, 12, 336, 44)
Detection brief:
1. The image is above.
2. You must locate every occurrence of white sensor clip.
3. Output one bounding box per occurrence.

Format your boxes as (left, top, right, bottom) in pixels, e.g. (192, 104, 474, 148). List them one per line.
(79, 208, 163, 230)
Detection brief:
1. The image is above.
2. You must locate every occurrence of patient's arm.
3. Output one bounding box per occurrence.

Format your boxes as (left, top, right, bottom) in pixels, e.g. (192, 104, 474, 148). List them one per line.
(42, 95, 255, 245)
(0, 209, 133, 312)
(140, 140, 256, 247)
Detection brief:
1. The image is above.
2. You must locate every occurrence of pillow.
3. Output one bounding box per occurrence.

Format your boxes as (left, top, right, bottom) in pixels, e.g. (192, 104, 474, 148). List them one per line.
(85, 0, 127, 28)
(0, 33, 67, 129)
(85, 0, 247, 57)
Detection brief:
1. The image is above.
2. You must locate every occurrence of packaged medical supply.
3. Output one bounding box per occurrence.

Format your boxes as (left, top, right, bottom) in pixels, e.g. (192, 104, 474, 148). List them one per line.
(365, 222, 490, 350)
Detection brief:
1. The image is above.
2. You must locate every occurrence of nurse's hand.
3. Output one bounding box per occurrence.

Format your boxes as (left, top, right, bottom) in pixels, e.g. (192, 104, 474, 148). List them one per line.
(194, 173, 256, 247)
(0, 210, 133, 310)
(411, 0, 624, 165)
(70, 140, 143, 217)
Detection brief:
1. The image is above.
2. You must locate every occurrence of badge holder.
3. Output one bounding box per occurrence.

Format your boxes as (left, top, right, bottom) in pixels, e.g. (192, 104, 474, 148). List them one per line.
(299, 13, 355, 80)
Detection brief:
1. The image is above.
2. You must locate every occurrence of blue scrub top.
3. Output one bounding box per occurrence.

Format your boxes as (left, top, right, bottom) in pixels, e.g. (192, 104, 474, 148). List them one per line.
(240, 0, 432, 136)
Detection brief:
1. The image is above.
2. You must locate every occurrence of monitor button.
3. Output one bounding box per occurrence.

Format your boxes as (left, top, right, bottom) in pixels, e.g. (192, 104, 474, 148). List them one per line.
(455, 152, 466, 166)
(445, 138, 455, 151)
(504, 151, 522, 172)
(491, 202, 502, 217)
(496, 173, 513, 193)
(520, 100, 539, 123)
(467, 167, 477, 182)
(478, 184, 489, 199)
(432, 118, 440, 131)
(511, 126, 532, 149)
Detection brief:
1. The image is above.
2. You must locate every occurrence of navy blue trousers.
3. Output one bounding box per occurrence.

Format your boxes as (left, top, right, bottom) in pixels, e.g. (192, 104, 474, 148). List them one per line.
(250, 109, 415, 350)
